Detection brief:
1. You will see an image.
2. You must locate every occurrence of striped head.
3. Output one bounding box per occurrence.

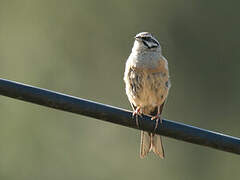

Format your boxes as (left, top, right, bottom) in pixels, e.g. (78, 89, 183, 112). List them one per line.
(133, 32, 161, 52)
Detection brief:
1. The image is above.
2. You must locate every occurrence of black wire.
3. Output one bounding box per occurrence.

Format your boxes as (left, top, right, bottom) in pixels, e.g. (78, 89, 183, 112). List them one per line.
(0, 78, 239, 155)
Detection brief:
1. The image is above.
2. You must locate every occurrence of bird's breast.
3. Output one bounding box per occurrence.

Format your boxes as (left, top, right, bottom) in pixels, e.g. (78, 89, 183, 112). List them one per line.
(124, 56, 170, 113)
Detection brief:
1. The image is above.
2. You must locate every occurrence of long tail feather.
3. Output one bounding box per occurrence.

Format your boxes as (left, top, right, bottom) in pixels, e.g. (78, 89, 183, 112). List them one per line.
(152, 134, 164, 159)
(140, 131, 164, 159)
(140, 131, 151, 158)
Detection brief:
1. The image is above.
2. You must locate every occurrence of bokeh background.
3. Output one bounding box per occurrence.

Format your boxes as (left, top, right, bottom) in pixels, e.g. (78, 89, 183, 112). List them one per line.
(0, 0, 239, 179)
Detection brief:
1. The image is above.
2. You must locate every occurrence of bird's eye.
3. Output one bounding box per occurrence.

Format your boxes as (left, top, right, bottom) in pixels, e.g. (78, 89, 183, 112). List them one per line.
(142, 37, 151, 41)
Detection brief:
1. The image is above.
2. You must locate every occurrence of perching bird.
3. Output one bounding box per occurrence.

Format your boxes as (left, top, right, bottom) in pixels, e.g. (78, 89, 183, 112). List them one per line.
(124, 32, 170, 159)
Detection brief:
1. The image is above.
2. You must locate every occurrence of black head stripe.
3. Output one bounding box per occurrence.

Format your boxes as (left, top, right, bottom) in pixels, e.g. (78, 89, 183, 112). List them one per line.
(142, 40, 150, 49)
(151, 38, 159, 46)
(142, 37, 159, 49)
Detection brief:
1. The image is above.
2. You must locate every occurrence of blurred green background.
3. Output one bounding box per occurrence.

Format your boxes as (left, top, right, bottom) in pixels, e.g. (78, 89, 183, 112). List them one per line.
(0, 0, 239, 179)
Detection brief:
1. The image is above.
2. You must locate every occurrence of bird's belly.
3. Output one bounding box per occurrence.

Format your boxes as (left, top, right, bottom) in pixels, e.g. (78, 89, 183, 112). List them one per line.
(136, 79, 167, 107)
(126, 70, 169, 109)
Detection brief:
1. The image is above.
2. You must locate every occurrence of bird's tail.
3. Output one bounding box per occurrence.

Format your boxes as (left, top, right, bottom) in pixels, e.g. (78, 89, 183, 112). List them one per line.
(140, 131, 164, 159)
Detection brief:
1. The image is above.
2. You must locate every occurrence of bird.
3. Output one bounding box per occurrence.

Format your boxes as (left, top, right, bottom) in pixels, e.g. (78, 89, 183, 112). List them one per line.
(124, 32, 170, 159)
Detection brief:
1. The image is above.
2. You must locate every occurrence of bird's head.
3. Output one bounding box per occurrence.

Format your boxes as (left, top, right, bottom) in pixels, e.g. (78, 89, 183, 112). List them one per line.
(133, 32, 161, 52)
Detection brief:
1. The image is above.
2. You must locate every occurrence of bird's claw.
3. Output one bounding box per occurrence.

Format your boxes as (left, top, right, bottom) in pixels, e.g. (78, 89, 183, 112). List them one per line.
(151, 114, 163, 132)
(132, 107, 142, 128)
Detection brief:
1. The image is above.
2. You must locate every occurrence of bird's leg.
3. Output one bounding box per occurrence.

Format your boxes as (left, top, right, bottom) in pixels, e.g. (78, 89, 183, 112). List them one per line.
(151, 105, 162, 132)
(131, 106, 142, 128)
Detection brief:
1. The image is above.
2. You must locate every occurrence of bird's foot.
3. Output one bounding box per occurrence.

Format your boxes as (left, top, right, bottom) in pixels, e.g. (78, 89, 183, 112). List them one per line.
(132, 107, 142, 128)
(151, 114, 162, 132)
